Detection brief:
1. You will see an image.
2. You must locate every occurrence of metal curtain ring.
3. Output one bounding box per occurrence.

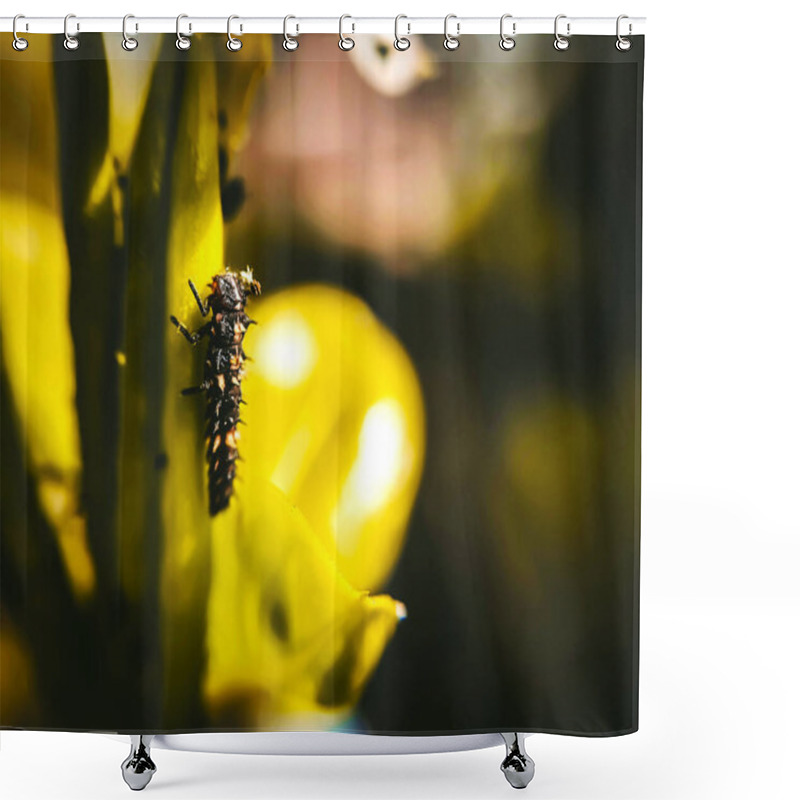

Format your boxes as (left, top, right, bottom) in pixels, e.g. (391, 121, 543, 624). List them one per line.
(64, 13, 80, 50)
(283, 15, 299, 51)
(616, 14, 632, 51)
(122, 14, 138, 51)
(339, 14, 355, 50)
(554, 14, 570, 51)
(499, 14, 516, 51)
(176, 13, 191, 50)
(443, 14, 460, 51)
(227, 15, 242, 51)
(394, 14, 411, 51)
(12, 14, 28, 51)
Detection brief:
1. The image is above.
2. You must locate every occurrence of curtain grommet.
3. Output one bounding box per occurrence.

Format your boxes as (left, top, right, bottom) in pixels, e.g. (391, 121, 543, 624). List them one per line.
(443, 14, 460, 51)
(616, 15, 632, 51)
(283, 15, 299, 51)
(121, 14, 138, 51)
(554, 14, 570, 51)
(12, 14, 29, 51)
(394, 14, 411, 51)
(338, 14, 355, 51)
(176, 13, 191, 50)
(63, 13, 80, 50)
(226, 15, 242, 51)
(499, 14, 516, 51)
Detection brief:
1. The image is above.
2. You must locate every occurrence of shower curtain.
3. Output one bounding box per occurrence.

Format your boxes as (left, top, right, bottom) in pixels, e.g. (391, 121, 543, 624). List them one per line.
(0, 31, 643, 737)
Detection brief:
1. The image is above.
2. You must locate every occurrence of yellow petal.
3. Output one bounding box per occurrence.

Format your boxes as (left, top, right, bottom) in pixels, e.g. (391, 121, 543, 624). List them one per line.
(242, 284, 426, 591)
(203, 482, 402, 728)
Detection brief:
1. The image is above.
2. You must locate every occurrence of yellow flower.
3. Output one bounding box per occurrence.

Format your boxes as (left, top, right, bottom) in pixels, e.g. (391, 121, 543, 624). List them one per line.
(241, 285, 425, 592)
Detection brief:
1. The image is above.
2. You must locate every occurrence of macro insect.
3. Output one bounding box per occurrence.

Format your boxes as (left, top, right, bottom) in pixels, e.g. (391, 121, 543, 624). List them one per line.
(170, 267, 261, 516)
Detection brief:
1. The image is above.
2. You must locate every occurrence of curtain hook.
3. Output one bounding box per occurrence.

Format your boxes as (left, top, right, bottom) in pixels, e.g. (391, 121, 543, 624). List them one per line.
(227, 15, 242, 51)
(122, 14, 138, 51)
(616, 14, 632, 51)
(338, 14, 355, 51)
(499, 14, 516, 51)
(63, 13, 80, 51)
(176, 13, 191, 50)
(554, 14, 570, 51)
(283, 15, 299, 51)
(394, 14, 411, 51)
(12, 14, 28, 51)
(443, 14, 460, 51)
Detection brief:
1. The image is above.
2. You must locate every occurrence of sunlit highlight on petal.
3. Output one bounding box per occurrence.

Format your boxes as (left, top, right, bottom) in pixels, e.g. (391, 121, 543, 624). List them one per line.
(333, 399, 412, 555)
(256, 309, 318, 388)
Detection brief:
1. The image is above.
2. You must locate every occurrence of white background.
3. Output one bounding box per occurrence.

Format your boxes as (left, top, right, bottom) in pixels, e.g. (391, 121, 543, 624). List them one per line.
(2, 1, 799, 798)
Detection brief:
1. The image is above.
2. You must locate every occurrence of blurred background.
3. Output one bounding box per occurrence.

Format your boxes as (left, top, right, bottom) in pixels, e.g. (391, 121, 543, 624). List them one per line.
(223, 34, 642, 734)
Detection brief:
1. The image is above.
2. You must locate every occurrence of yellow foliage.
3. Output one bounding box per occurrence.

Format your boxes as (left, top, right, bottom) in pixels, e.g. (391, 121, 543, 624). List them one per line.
(0, 193, 95, 602)
(1, 36, 421, 729)
(86, 34, 164, 221)
(102, 33, 163, 175)
(0, 196, 80, 476)
(153, 42, 226, 722)
(0, 54, 60, 210)
(0, 614, 39, 725)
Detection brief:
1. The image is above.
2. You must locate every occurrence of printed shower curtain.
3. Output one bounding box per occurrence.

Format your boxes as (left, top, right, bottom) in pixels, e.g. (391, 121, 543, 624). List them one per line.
(0, 31, 643, 736)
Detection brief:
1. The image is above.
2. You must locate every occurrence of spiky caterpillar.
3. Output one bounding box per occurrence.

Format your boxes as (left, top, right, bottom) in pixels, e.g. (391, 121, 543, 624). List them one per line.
(170, 267, 261, 516)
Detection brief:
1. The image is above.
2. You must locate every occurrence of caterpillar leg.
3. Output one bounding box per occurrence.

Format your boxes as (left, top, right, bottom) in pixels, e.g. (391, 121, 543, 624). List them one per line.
(188, 279, 210, 316)
(181, 379, 212, 396)
(170, 317, 210, 345)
